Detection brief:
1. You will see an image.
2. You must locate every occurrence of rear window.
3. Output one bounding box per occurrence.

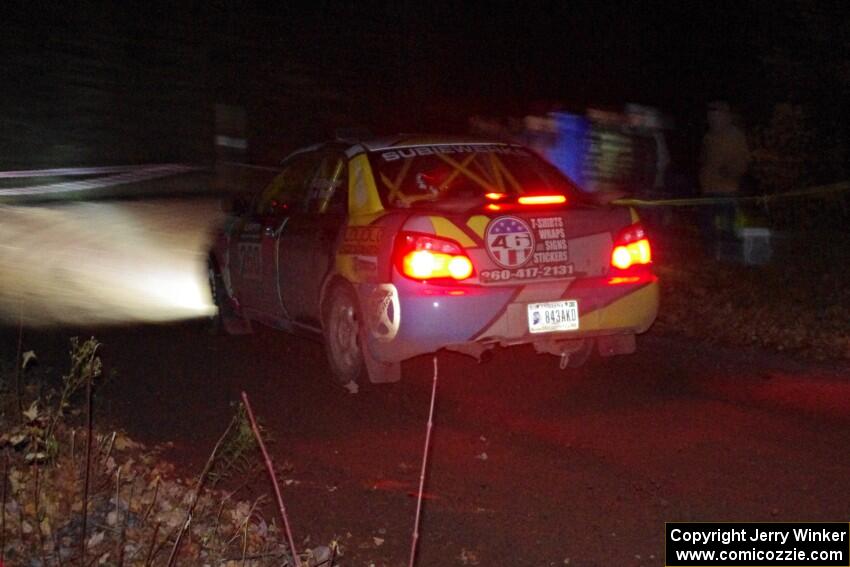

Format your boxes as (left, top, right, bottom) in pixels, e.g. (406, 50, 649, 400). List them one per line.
(367, 144, 585, 208)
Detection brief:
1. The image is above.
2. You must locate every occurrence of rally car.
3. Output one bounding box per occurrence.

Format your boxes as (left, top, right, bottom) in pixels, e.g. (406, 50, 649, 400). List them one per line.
(209, 135, 658, 387)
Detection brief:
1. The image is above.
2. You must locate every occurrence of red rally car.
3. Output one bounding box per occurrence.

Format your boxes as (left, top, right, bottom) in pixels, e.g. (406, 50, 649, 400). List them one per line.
(209, 135, 658, 389)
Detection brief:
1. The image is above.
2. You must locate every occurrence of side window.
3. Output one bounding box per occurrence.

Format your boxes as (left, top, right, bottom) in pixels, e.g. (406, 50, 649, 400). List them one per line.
(255, 153, 321, 215)
(306, 153, 347, 214)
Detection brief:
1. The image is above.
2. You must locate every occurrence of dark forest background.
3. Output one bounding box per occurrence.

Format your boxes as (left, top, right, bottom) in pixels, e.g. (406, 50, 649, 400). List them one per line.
(1, 2, 847, 193)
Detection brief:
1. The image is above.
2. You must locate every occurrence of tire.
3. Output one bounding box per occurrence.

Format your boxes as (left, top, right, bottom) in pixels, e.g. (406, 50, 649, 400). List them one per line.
(207, 258, 227, 334)
(208, 257, 252, 336)
(322, 283, 366, 387)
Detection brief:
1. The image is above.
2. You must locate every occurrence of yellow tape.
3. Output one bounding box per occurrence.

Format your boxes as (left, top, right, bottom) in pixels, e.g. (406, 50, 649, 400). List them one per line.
(613, 182, 850, 207)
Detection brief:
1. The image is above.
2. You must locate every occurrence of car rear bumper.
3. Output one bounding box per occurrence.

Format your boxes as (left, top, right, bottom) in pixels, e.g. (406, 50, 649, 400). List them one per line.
(359, 275, 659, 363)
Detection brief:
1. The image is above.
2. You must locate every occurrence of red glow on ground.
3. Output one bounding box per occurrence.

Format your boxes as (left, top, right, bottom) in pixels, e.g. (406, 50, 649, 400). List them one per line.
(370, 478, 439, 500)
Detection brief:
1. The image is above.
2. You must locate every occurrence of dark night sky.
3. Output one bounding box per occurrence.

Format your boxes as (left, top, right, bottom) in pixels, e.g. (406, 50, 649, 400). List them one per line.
(2, 1, 848, 166)
(207, 3, 766, 116)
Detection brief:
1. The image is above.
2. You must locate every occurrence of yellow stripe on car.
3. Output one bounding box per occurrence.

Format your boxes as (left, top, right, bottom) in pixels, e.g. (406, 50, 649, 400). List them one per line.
(348, 154, 384, 222)
(335, 254, 357, 282)
(581, 281, 659, 333)
(466, 215, 489, 238)
(429, 216, 476, 248)
(337, 156, 386, 282)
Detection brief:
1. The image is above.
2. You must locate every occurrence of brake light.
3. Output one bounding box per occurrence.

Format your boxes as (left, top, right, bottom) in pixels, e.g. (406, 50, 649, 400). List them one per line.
(607, 276, 642, 285)
(610, 224, 652, 270)
(395, 232, 475, 281)
(518, 195, 567, 205)
(485, 192, 507, 200)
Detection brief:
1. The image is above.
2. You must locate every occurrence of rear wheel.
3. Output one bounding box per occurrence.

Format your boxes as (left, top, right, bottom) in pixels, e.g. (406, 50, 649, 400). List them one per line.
(323, 283, 402, 390)
(323, 284, 366, 388)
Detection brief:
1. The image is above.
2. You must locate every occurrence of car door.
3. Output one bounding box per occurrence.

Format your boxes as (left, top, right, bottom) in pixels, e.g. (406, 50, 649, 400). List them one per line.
(277, 151, 348, 326)
(234, 152, 320, 316)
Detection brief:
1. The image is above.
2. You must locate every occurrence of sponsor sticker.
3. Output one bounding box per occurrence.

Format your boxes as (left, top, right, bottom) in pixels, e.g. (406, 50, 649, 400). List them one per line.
(485, 216, 535, 268)
(482, 215, 573, 282)
(380, 144, 530, 162)
(339, 226, 383, 255)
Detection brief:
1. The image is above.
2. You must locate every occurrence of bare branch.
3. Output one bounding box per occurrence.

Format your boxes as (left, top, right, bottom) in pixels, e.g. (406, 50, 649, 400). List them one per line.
(165, 408, 238, 566)
(240, 391, 302, 567)
(409, 356, 439, 567)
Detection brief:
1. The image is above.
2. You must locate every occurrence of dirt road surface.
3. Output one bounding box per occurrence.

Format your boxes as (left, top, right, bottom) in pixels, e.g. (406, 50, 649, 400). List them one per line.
(17, 324, 850, 566)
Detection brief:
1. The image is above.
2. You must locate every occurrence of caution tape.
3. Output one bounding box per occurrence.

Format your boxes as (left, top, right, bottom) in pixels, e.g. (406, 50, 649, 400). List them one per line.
(221, 161, 283, 172)
(0, 164, 203, 198)
(614, 182, 850, 207)
(0, 164, 158, 179)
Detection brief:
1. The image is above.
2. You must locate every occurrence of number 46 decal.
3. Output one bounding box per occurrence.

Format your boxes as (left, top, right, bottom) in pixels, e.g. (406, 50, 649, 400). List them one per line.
(485, 216, 535, 268)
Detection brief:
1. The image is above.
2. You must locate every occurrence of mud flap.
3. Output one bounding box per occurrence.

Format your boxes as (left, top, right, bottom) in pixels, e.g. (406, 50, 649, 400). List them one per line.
(596, 334, 635, 357)
(362, 340, 401, 383)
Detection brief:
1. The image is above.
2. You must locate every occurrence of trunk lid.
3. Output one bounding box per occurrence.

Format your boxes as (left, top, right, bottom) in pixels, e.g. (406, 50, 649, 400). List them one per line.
(403, 203, 634, 286)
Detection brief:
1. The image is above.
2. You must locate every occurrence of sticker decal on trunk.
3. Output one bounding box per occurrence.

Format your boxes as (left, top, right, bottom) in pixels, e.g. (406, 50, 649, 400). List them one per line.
(530, 216, 570, 265)
(485, 216, 535, 268)
(482, 215, 573, 283)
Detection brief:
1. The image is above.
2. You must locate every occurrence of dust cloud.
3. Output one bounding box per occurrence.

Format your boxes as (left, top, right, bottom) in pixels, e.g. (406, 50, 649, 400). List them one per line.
(0, 199, 224, 326)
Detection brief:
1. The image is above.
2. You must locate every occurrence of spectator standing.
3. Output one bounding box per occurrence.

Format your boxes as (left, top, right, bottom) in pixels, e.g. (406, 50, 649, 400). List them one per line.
(699, 101, 750, 258)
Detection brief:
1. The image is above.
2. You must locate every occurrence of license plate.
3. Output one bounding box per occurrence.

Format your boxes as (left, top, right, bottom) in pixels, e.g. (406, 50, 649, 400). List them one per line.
(527, 300, 579, 334)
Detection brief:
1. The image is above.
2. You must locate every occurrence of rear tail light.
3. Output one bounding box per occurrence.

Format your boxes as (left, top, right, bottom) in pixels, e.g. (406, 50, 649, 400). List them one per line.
(610, 223, 652, 270)
(395, 232, 475, 282)
(480, 193, 567, 212)
(517, 194, 567, 206)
